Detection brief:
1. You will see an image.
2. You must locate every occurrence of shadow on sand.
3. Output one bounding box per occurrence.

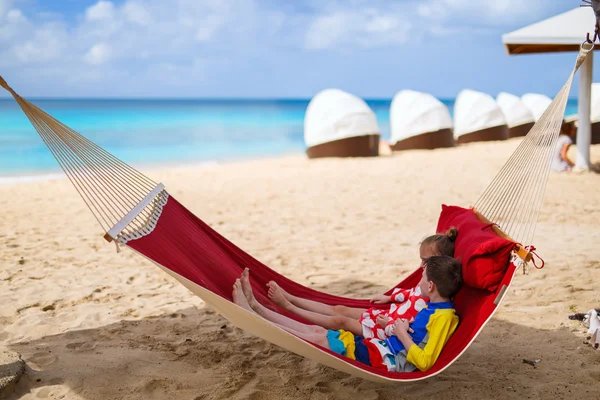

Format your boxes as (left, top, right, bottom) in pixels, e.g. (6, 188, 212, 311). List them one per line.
(4, 278, 600, 400)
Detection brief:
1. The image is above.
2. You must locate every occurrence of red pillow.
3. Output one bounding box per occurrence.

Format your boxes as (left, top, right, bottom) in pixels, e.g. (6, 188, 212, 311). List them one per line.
(436, 205, 516, 292)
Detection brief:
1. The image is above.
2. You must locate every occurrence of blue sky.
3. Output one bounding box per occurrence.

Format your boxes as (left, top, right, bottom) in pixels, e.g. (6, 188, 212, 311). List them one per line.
(0, 0, 596, 98)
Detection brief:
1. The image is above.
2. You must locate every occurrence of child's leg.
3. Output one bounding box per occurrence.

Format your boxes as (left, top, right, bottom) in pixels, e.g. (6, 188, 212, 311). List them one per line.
(268, 284, 364, 336)
(234, 276, 353, 359)
(238, 272, 326, 337)
(267, 280, 365, 319)
(274, 325, 330, 349)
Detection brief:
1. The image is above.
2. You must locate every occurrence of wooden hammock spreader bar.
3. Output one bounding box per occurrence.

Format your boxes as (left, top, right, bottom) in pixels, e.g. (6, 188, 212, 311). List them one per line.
(104, 183, 165, 242)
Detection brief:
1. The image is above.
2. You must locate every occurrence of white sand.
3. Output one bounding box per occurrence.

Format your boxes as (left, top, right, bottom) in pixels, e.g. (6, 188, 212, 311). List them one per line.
(1, 139, 600, 399)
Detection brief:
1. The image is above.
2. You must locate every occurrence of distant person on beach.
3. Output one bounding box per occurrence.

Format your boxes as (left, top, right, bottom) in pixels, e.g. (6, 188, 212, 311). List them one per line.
(265, 229, 458, 342)
(233, 255, 463, 372)
(551, 122, 577, 172)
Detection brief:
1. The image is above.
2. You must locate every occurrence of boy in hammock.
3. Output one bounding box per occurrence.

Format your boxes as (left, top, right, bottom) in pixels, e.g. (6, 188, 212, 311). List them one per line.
(266, 228, 458, 341)
(233, 255, 463, 372)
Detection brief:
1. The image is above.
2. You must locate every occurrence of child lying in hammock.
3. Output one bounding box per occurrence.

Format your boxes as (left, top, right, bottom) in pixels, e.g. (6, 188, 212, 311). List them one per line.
(266, 228, 458, 341)
(233, 256, 463, 372)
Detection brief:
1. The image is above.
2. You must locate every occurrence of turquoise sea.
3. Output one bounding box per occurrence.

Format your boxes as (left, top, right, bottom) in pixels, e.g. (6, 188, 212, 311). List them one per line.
(0, 98, 580, 177)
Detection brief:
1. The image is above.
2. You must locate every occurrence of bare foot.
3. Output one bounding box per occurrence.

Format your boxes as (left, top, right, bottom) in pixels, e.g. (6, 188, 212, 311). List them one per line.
(232, 279, 253, 312)
(267, 281, 292, 309)
(240, 268, 258, 309)
(270, 280, 293, 301)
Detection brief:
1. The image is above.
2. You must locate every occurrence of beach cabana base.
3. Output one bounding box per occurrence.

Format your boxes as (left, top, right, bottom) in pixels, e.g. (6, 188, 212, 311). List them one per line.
(456, 126, 509, 144)
(391, 129, 454, 151)
(592, 122, 600, 144)
(508, 122, 535, 138)
(306, 135, 379, 159)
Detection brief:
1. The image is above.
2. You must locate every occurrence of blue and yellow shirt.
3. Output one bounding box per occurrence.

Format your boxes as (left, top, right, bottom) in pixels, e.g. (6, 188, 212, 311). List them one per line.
(385, 301, 459, 372)
(326, 301, 459, 372)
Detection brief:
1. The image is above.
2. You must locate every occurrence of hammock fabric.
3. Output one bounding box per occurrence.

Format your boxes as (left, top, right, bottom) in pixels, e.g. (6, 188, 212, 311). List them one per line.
(0, 42, 593, 383)
(124, 196, 519, 381)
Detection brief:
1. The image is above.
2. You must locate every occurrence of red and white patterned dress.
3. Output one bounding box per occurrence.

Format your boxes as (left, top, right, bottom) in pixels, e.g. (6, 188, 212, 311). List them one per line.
(358, 285, 428, 340)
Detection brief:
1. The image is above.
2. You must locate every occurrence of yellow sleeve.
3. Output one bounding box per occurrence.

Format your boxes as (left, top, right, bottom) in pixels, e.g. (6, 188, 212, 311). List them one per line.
(406, 310, 459, 372)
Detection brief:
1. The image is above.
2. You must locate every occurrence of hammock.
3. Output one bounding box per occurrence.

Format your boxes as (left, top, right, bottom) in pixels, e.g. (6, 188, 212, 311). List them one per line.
(0, 44, 591, 383)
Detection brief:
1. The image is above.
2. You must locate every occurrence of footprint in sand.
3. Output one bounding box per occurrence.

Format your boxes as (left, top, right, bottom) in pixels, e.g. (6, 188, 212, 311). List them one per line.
(28, 352, 57, 369)
(65, 341, 96, 351)
(141, 378, 181, 399)
(306, 273, 339, 286)
(35, 387, 54, 399)
(35, 384, 68, 399)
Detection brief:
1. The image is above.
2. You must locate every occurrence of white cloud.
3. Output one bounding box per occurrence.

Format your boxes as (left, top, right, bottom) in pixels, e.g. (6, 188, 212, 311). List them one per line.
(6, 9, 24, 22)
(12, 22, 67, 64)
(305, 13, 347, 50)
(0, 0, 275, 94)
(84, 43, 111, 65)
(85, 1, 115, 21)
(195, 14, 225, 42)
(0, 7, 28, 42)
(0, 0, 11, 19)
(123, 1, 151, 25)
(0, 0, 565, 96)
(418, 0, 544, 26)
(365, 15, 400, 34)
(305, 8, 411, 50)
(74, 0, 264, 60)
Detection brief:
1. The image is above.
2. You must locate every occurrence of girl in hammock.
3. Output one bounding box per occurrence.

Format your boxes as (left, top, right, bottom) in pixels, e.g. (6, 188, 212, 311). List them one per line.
(266, 228, 458, 340)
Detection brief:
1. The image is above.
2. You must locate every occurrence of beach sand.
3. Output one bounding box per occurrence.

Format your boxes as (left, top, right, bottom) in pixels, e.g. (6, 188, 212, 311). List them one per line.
(1, 139, 599, 399)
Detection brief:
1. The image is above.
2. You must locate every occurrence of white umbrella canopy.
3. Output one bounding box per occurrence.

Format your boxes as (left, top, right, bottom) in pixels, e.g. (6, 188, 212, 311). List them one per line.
(521, 93, 553, 122)
(502, 7, 596, 54)
(496, 92, 535, 128)
(454, 89, 506, 139)
(304, 89, 379, 148)
(390, 90, 453, 144)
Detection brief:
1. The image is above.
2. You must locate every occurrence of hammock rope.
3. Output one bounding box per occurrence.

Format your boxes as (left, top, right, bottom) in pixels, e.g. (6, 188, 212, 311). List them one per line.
(473, 44, 593, 245)
(0, 77, 159, 239)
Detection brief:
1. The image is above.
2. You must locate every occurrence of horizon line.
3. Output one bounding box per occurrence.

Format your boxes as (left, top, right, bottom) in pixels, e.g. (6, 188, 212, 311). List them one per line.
(0, 96, 581, 102)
